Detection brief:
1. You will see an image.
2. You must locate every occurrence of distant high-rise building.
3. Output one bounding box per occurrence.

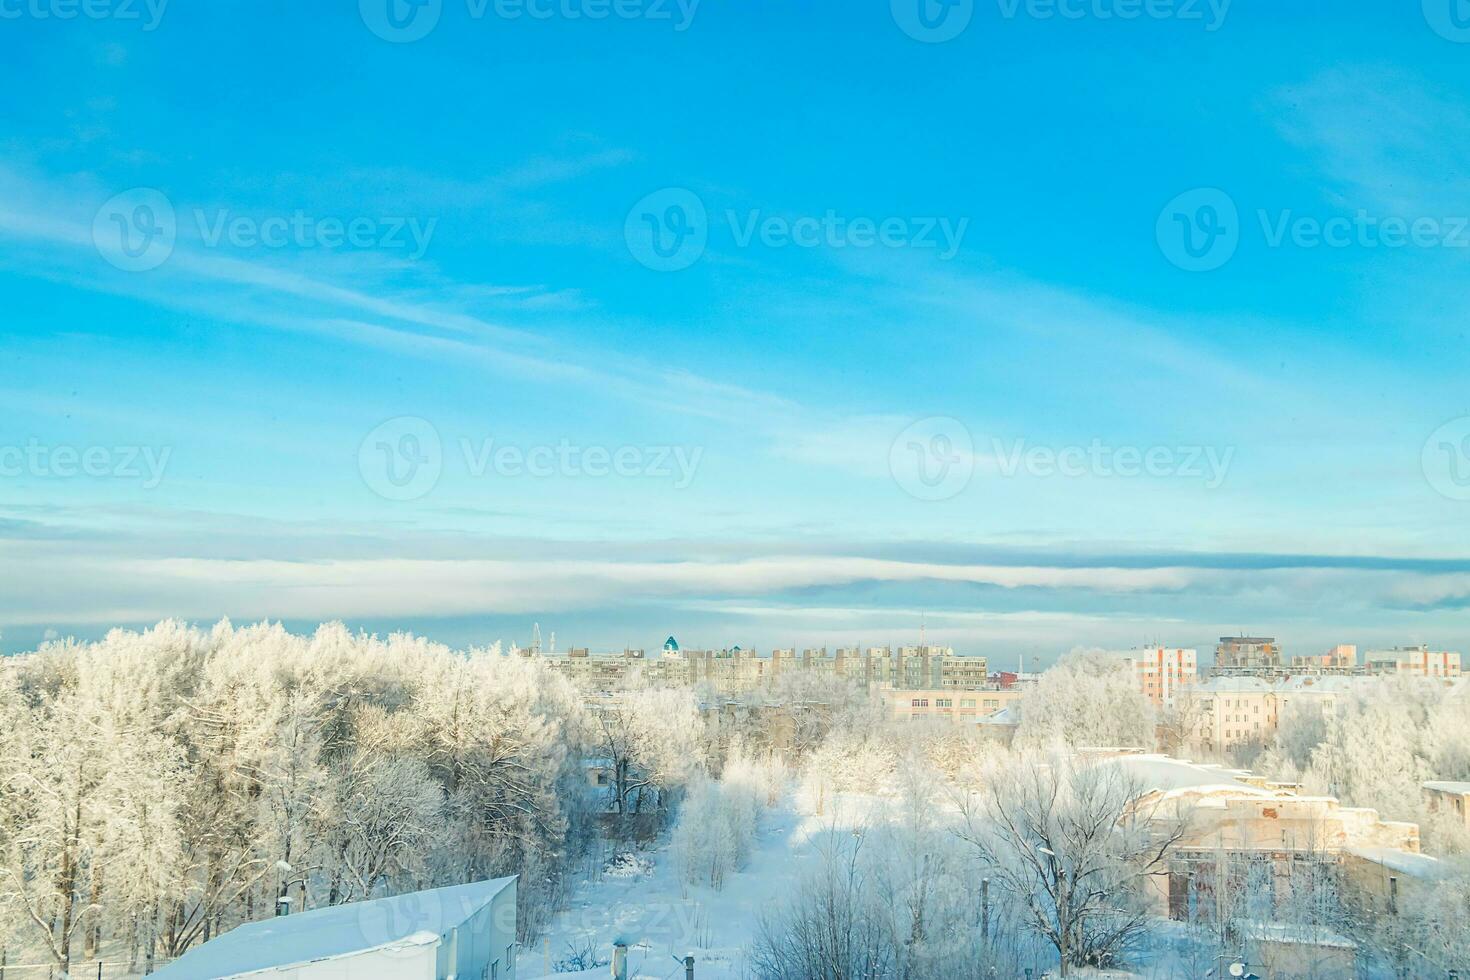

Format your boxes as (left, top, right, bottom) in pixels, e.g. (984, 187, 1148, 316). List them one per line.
(1101, 647, 1198, 706)
(1214, 635, 1281, 671)
(1291, 644, 1357, 671)
(1364, 645, 1461, 678)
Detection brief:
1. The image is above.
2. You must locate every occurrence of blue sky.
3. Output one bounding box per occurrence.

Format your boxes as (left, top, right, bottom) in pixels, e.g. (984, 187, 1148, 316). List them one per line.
(4, 0, 1470, 665)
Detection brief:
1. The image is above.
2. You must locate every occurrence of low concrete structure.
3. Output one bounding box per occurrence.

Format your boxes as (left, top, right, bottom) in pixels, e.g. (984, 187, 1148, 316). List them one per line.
(150, 878, 517, 980)
(1098, 754, 1429, 930)
(1422, 780, 1470, 829)
(1238, 921, 1356, 978)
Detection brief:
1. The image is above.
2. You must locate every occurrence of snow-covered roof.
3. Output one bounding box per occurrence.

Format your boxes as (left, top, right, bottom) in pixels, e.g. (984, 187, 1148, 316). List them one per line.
(1423, 780, 1470, 795)
(1239, 920, 1355, 949)
(150, 877, 515, 979)
(974, 705, 1019, 726)
(1191, 676, 1275, 694)
(1100, 754, 1272, 798)
(1192, 675, 1374, 696)
(1345, 846, 1449, 880)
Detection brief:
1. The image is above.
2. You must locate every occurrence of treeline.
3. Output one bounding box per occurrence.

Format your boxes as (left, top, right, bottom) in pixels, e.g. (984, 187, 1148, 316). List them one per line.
(0, 620, 624, 974)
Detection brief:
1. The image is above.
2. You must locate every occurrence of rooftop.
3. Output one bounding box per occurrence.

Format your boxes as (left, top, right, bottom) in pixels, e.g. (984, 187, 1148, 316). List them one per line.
(1345, 846, 1449, 880)
(150, 877, 515, 979)
(1423, 780, 1470, 795)
(1100, 754, 1272, 798)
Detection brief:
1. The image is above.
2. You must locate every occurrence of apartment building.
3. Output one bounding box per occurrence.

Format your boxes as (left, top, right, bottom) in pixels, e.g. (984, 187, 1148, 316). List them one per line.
(1363, 644, 1462, 679)
(1101, 646, 1198, 706)
(539, 642, 989, 694)
(1290, 644, 1357, 671)
(1181, 675, 1379, 754)
(1187, 677, 1278, 751)
(1214, 635, 1282, 672)
(880, 685, 1022, 722)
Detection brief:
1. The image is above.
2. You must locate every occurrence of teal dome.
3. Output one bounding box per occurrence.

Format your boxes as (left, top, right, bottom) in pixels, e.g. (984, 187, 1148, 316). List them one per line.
(663, 636, 679, 651)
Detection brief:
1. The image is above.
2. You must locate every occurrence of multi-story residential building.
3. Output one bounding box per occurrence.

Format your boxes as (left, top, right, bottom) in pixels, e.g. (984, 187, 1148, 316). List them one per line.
(1290, 644, 1357, 671)
(879, 685, 1022, 722)
(1185, 677, 1279, 751)
(1363, 644, 1461, 679)
(538, 640, 989, 694)
(1214, 634, 1282, 672)
(1101, 646, 1197, 706)
(939, 651, 991, 689)
(1179, 675, 1386, 754)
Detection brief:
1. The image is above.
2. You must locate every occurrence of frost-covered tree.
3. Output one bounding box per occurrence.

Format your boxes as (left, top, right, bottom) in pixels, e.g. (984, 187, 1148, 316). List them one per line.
(671, 746, 772, 890)
(0, 618, 600, 964)
(752, 811, 1028, 980)
(1015, 652, 1155, 751)
(1302, 688, 1433, 823)
(956, 750, 1189, 977)
(589, 688, 704, 818)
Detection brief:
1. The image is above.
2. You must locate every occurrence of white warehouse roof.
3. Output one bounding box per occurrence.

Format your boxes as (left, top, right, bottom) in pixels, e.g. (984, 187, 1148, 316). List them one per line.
(150, 876, 515, 979)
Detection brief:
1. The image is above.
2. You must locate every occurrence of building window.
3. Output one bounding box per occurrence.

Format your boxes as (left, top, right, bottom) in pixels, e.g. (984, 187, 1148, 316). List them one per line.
(936, 699, 953, 708)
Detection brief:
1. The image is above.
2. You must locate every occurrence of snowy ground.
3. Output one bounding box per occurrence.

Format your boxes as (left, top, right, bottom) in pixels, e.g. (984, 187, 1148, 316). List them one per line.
(525, 796, 879, 979)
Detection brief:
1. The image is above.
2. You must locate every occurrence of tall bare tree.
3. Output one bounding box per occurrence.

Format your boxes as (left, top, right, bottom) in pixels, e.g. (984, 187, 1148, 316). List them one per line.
(956, 751, 1190, 977)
